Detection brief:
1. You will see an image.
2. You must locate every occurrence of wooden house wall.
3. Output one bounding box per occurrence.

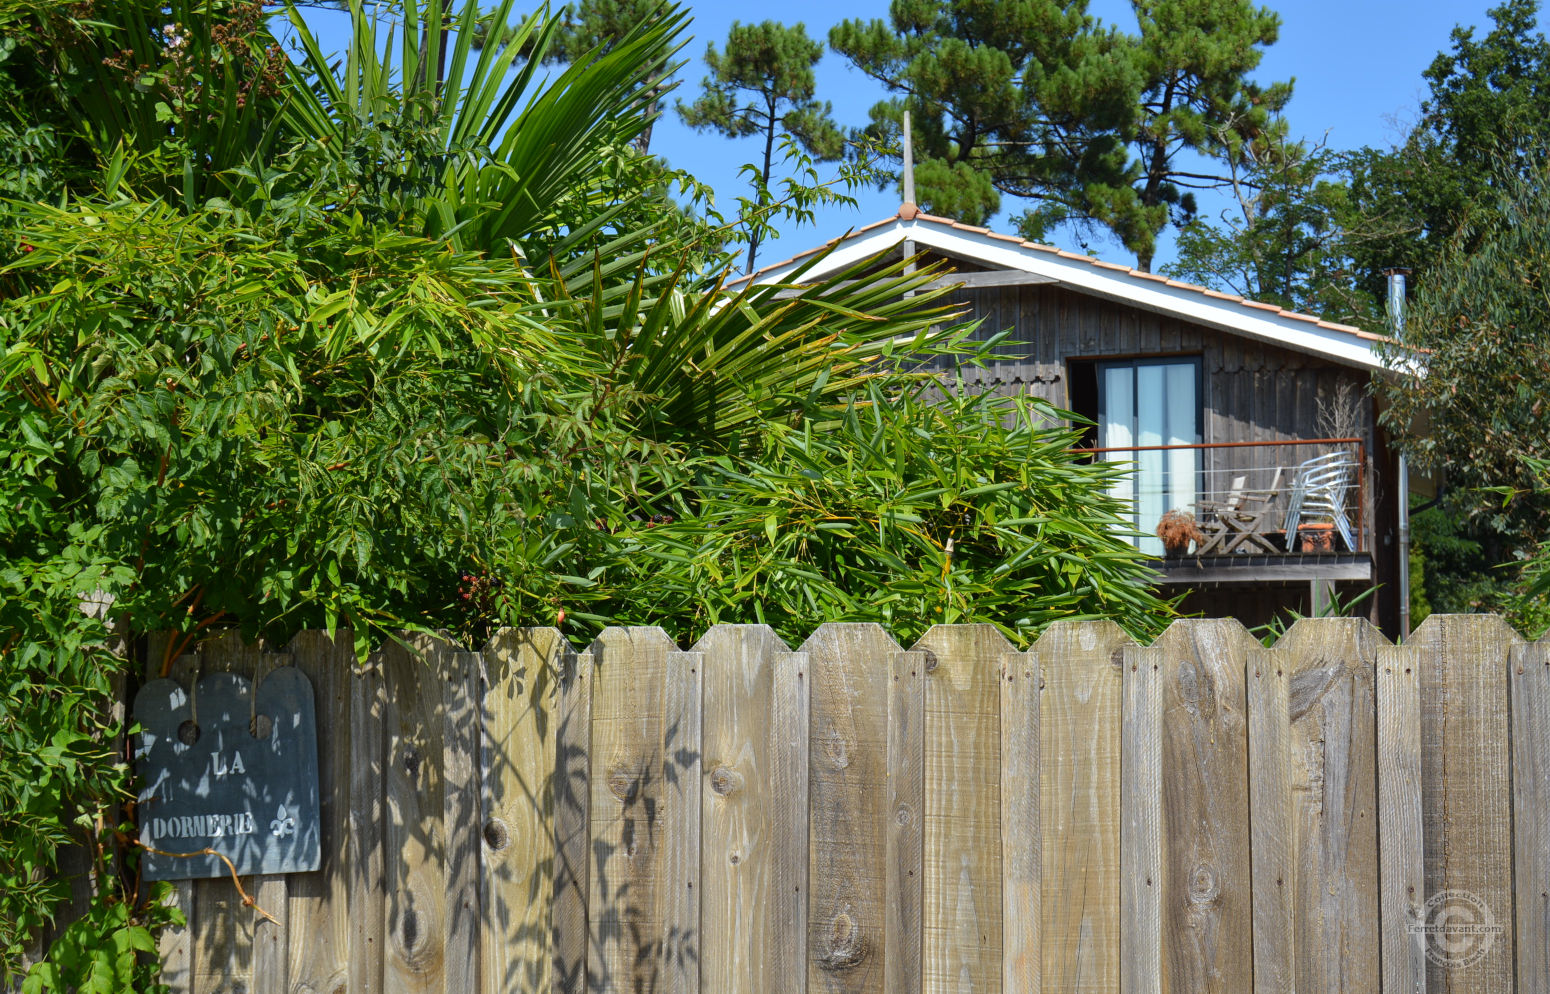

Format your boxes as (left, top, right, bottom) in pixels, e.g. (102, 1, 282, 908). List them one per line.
(935, 280, 1379, 547)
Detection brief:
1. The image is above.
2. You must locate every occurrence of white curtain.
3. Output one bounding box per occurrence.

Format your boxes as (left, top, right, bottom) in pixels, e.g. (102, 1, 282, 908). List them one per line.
(1100, 362, 1199, 554)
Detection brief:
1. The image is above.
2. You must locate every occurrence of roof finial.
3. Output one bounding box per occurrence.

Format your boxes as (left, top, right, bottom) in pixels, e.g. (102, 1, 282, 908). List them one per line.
(901, 108, 917, 216)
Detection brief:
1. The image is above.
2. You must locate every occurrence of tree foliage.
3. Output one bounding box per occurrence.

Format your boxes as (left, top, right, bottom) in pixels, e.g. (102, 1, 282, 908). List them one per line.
(678, 20, 845, 271)
(1374, 147, 1550, 621)
(1, 0, 1172, 986)
(539, 0, 676, 151)
(829, 0, 1290, 270)
(1162, 136, 1389, 325)
(1346, 0, 1550, 300)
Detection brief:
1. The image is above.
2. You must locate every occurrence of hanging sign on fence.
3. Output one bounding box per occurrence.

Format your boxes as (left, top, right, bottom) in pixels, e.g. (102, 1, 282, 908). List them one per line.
(133, 666, 321, 880)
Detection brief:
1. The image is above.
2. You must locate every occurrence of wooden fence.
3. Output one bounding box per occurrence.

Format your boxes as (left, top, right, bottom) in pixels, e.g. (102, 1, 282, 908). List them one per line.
(136, 616, 1550, 994)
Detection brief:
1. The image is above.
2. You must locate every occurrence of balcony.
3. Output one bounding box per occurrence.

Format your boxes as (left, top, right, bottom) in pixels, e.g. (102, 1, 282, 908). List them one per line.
(1076, 437, 1371, 586)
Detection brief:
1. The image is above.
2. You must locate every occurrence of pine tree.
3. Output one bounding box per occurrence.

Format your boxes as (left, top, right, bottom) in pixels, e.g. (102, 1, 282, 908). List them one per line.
(677, 21, 844, 272)
(830, 0, 1290, 271)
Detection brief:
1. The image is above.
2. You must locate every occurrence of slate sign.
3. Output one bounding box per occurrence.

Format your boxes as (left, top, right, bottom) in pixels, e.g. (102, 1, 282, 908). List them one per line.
(133, 667, 321, 881)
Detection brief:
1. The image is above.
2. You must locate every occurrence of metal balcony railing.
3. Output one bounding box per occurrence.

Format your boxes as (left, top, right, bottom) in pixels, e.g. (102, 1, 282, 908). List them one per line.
(1071, 437, 1368, 556)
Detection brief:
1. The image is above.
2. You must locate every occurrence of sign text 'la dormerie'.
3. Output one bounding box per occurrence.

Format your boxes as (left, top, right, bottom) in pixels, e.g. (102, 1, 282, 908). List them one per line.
(133, 667, 321, 881)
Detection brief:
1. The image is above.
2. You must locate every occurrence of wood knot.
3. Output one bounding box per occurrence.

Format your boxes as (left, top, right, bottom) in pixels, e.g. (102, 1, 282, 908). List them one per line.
(401, 908, 422, 952)
(710, 765, 744, 797)
(894, 803, 914, 827)
(607, 765, 639, 803)
(818, 906, 866, 971)
(1188, 862, 1221, 904)
(403, 746, 422, 779)
(921, 651, 939, 674)
(483, 819, 510, 851)
(822, 724, 850, 769)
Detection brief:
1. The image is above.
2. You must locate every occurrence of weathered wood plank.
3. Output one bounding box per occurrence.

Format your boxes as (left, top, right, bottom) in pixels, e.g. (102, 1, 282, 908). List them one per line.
(349, 650, 387, 994)
(1511, 638, 1550, 994)
(253, 875, 288, 994)
(1273, 618, 1384, 994)
(382, 635, 451, 994)
(586, 628, 697, 994)
(999, 650, 1040, 994)
(771, 651, 812, 994)
(443, 650, 481, 994)
(914, 625, 1011, 994)
(553, 650, 593, 994)
(1153, 620, 1256, 994)
(694, 626, 784, 994)
(481, 629, 564, 994)
(886, 651, 926, 994)
(147, 644, 198, 994)
(1377, 645, 1426, 994)
(1247, 646, 1294, 994)
(286, 631, 355, 994)
(1035, 621, 1131, 994)
(1120, 644, 1162, 994)
(252, 653, 295, 994)
(662, 649, 703, 994)
(800, 624, 900, 994)
(194, 634, 263, 994)
(1407, 614, 1517, 993)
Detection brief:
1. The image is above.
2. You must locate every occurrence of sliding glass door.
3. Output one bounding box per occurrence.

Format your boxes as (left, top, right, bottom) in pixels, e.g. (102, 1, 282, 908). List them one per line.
(1098, 359, 1201, 554)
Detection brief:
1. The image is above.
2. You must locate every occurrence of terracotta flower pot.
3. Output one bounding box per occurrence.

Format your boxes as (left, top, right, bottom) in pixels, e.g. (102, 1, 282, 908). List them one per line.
(1298, 522, 1335, 553)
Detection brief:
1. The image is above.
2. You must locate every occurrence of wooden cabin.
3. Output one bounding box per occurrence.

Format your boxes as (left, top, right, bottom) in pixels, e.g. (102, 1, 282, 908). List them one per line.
(746, 205, 1411, 638)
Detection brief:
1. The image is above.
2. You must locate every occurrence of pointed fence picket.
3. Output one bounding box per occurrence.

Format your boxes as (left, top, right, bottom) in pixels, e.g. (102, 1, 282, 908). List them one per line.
(117, 617, 1550, 994)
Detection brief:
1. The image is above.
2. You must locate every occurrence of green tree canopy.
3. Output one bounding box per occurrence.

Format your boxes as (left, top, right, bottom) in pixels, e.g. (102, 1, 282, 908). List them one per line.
(1376, 148, 1550, 547)
(1346, 0, 1550, 300)
(1161, 136, 1392, 325)
(829, 0, 1291, 271)
(677, 20, 845, 271)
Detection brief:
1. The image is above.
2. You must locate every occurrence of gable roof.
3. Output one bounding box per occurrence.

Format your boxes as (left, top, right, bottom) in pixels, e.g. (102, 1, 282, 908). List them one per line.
(736, 205, 1395, 373)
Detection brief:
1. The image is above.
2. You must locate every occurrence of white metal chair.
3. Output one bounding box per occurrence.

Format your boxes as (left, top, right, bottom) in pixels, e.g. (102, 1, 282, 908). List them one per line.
(1282, 452, 1356, 551)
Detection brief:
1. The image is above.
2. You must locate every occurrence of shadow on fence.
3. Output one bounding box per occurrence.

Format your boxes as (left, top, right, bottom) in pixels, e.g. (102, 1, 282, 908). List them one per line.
(119, 616, 1549, 994)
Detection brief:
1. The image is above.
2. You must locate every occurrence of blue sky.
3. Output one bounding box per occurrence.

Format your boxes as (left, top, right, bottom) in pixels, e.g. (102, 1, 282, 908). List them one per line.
(299, 1, 1510, 268)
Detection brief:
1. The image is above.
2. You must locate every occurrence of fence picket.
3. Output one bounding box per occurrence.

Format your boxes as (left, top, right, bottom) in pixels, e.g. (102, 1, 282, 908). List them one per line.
(885, 651, 926, 994)
(1273, 618, 1383, 994)
(585, 628, 694, 994)
(1511, 639, 1550, 993)
(348, 649, 387, 994)
(198, 634, 265, 994)
(1247, 646, 1294, 994)
(999, 650, 1040, 994)
(1377, 645, 1426, 994)
(1408, 615, 1519, 993)
(1153, 620, 1256, 994)
(800, 624, 900, 994)
(481, 629, 565, 994)
(443, 651, 481, 994)
(915, 625, 1011, 994)
(1119, 644, 1162, 994)
(695, 626, 788, 994)
(382, 635, 456, 994)
(552, 650, 593, 994)
(286, 631, 355, 994)
(1034, 621, 1130, 994)
(146, 640, 197, 994)
(770, 651, 812, 994)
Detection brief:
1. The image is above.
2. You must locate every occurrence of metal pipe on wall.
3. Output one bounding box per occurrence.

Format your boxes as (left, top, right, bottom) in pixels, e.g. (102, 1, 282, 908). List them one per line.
(1387, 269, 1411, 639)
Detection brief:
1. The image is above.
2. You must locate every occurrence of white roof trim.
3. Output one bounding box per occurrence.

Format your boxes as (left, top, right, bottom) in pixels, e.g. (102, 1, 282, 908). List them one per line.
(751, 218, 1393, 374)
